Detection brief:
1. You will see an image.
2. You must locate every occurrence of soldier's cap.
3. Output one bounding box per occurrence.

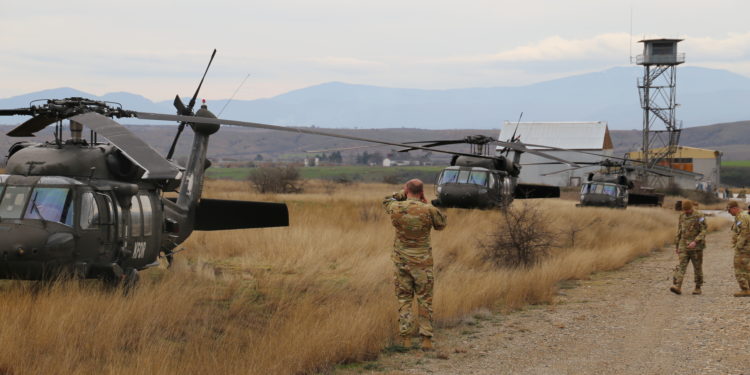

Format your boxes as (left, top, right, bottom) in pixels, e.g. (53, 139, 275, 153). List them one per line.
(727, 200, 740, 209)
(682, 200, 693, 211)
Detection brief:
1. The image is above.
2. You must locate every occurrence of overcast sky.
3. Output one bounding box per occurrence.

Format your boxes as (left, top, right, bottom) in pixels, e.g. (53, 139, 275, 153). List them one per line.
(2, 0, 749, 101)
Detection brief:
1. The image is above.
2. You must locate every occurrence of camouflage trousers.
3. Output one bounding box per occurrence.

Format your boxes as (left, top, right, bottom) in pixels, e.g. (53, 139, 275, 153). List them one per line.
(734, 252, 750, 290)
(394, 261, 434, 337)
(673, 250, 703, 287)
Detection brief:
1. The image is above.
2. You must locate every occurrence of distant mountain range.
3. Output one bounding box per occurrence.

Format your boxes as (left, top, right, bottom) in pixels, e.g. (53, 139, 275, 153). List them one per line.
(1, 66, 749, 130)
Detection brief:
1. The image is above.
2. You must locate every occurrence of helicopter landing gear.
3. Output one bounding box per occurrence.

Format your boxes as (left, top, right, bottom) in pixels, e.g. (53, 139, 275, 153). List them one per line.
(122, 268, 140, 295)
(496, 194, 514, 210)
(102, 265, 139, 294)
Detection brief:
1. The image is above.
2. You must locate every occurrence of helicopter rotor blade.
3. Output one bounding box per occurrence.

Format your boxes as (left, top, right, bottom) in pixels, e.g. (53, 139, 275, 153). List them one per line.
(398, 140, 468, 152)
(7, 114, 60, 137)
(517, 142, 646, 165)
(540, 167, 584, 176)
(173, 95, 188, 115)
(0, 108, 35, 116)
(503, 112, 523, 156)
(493, 140, 580, 167)
(166, 49, 217, 160)
(69, 112, 180, 180)
(187, 49, 217, 112)
(305, 144, 382, 153)
(132, 112, 512, 162)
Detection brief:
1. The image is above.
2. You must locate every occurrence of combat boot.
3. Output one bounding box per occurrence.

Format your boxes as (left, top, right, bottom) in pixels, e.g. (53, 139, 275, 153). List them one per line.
(669, 285, 682, 295)
(733, 290, 750, 297)
(421, 336, 433, 351)
(692, 287, 701, 295)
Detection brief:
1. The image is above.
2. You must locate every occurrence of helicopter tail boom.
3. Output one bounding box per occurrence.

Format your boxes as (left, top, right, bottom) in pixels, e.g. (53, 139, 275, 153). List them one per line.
(194, 199, 289, 230)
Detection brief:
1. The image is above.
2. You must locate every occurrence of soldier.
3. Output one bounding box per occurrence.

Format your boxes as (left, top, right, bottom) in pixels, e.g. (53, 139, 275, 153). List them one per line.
(383, 179, 447, 350)
(670, 200, 707, 295)
(727, 200, 750, 297)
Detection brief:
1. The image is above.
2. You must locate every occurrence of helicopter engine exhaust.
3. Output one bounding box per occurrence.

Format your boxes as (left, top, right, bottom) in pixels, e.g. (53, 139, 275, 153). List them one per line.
(70, 120, 83, 143)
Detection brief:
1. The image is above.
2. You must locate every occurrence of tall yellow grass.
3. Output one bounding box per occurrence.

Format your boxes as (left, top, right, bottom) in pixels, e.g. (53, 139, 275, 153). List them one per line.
(0, 180, 693, 374)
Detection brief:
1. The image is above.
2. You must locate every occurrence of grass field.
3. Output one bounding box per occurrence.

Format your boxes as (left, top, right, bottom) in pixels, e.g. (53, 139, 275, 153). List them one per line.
(207, 165, 444, 183)
(0, 180, 723, 375)
(722, 161, 750, 167)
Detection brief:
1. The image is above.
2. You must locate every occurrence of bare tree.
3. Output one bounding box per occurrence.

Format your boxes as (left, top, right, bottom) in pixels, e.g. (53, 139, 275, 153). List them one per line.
(248, 165, 304, 194)
(482, 202, 557, 268)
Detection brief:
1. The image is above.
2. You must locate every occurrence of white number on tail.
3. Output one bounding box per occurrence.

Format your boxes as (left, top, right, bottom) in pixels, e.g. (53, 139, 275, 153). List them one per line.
(132, 241, 147, 259)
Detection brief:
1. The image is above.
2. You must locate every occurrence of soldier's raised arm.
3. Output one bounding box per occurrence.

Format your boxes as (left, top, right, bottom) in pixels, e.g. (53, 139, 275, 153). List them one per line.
(383, 191, 406, 214)
(430, 206, 447, 231)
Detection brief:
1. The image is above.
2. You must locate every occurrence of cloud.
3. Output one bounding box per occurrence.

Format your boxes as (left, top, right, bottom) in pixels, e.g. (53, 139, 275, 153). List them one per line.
(430, 33, 632, 65)
(685, 32, 750, 60)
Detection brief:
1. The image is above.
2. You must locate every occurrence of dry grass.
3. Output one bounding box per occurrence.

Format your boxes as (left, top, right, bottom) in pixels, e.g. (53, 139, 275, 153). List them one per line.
(0, 179, 692, 374)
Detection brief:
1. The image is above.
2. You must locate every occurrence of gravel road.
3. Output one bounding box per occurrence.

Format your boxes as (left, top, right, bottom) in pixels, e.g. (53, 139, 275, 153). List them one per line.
(367, 226, 750, 375)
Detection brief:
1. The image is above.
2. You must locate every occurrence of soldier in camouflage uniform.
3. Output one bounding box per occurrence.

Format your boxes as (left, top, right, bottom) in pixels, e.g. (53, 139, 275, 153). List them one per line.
(727, 200, 750, 297)
(383, 179, 447, 350)
(670, 200, 707, 295)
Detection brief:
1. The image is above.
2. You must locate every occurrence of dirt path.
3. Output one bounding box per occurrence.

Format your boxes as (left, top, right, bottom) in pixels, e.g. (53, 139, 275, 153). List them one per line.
(353, 226, 750, 375)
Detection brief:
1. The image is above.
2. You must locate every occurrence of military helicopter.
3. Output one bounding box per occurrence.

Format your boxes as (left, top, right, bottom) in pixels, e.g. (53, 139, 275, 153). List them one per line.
(392, 135, 573, 208)
(0, 51, 292, 286)
(544, 159, 669, 208)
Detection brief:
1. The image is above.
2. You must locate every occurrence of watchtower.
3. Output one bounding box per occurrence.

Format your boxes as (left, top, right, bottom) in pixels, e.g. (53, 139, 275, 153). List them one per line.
(637, 38, 684, 186)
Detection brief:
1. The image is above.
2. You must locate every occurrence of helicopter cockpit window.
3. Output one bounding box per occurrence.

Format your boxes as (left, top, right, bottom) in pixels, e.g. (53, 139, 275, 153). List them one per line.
(456, 170, 471, 184)
(439, 170, 459, 184)
(602, 185, 617, 197)
(467, 171, 488, 186)
(581, 183, 590, 194)
(24, 187, 74, 226)
(79, 192, 100, 230)
(0, 186, 31, 220)
(139, 194, 152, 236)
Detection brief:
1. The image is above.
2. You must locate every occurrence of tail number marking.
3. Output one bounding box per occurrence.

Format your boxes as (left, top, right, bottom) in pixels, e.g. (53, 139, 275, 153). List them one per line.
(132, 241, 147, 259)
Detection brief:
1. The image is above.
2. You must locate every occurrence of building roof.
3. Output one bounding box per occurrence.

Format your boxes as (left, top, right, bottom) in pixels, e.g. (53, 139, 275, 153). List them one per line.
(627, 146, 721, 160)
(497, 121, 613, 150)
(638, 38, 684, 43)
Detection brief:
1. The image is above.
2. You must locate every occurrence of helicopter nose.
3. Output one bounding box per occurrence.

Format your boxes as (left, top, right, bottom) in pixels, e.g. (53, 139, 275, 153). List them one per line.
(0, 224, 73, 260)
(440, 185, 479, 206)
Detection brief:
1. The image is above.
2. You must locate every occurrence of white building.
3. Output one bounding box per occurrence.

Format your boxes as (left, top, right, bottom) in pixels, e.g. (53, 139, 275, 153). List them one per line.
(497, 121, 613, 186)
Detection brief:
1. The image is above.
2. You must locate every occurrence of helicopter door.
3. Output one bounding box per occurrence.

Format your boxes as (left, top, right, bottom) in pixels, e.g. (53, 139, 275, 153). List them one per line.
(78, 191, 108, 262)
(95, 193, 115, 245)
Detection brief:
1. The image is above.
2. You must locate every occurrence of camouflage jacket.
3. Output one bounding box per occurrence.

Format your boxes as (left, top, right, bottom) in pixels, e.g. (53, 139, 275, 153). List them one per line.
(731, 211, 750, 253)
(675, 210, 707, 250)
(383, 192, 447, 265)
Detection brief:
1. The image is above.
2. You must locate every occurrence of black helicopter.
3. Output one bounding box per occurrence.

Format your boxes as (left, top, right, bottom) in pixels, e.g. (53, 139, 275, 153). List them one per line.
(397, 135, 579, 209)
(0, 51, 291, 285)
(543, 159, 668, 208)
